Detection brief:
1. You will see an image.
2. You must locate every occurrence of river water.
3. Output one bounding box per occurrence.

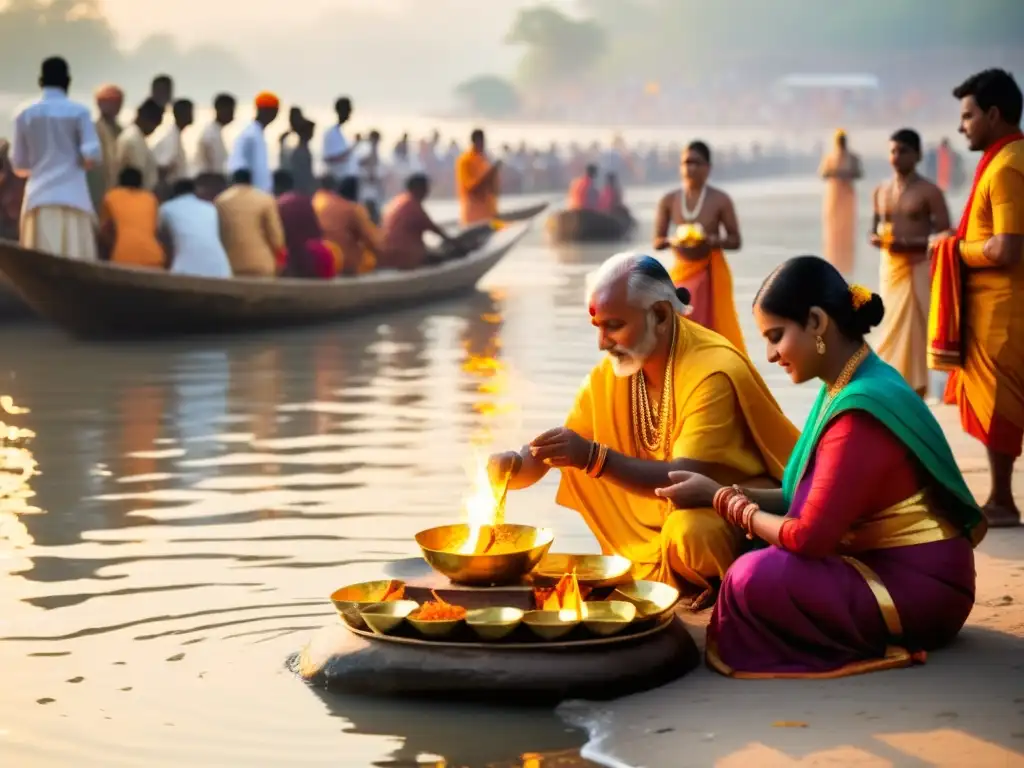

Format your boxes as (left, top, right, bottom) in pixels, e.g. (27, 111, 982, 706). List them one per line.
(0, 176, 913, 767)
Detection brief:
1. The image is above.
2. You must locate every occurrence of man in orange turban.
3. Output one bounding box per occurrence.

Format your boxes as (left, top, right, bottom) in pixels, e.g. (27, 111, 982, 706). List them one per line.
(226, 92, 280, 192)
(89, 84, 125, 210)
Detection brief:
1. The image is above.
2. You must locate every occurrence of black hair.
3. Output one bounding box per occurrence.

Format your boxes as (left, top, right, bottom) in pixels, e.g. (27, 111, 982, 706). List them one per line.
(585, 164, 598, 176)
(137, 98, 163, 123)
(172, 99, 193, 118)
(406, 172, 429, 192)
(634, 255, 691, 307)
(40, 57, 70, 89)
(152, 75, 173, 91)
(471, 128, 485, 143)
(755, 255, 885, 340)
(231, 168, 252, 185)
(338, 176, 360, 201)
(118, 167, 143, 189)
(213, 93, 236, 110)
(334, 97, 352, 117)
(953, 68, 1022, 126)
(686, 140, 711, 164)
(273, 169, 294, 194)
(890, 128, 921, 154)
(171, 178, 196, 198)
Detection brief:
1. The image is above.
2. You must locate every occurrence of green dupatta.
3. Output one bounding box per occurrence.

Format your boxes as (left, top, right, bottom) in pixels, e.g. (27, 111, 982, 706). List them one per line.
(782, 352, 986, 545)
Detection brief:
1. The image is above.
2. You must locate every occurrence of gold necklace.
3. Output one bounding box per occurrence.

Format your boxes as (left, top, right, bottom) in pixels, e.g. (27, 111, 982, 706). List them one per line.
(826, 343, 870, 400)
(631, 321, 678, 455)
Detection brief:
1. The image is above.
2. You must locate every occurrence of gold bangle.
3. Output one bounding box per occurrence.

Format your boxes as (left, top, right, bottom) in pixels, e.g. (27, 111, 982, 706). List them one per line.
(583, 441, 597, 473)
(589, 443, 609, 478)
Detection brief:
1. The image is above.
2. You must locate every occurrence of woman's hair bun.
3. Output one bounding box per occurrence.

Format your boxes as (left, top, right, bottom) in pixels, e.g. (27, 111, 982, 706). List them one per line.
(675, 286, 691, 306)
(851, 292, 885, 335)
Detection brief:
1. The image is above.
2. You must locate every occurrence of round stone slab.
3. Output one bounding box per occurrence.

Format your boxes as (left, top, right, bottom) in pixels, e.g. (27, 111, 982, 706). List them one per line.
(293, 617, 699, 704)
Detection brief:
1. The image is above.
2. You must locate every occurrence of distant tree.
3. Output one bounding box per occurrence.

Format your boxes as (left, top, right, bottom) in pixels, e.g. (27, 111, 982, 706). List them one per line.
(504, 5, 608, 86)
(454, 75, 521, 118)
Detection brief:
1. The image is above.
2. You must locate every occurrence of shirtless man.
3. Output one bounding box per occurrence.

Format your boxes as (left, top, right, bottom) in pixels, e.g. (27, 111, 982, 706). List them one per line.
(871, 128, 951, 397)
(652, 140, 746, 353)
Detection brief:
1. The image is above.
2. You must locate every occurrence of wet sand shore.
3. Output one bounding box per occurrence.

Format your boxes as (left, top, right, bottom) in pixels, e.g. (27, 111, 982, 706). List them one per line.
(564, 405, 1024, 768)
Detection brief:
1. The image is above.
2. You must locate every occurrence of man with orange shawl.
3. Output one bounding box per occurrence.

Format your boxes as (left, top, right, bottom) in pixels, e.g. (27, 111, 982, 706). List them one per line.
(489, 252, 798, 607)
(653, 141, 747, 355)
(455, 128, 501, 226)
(929, 69, 1024, 528)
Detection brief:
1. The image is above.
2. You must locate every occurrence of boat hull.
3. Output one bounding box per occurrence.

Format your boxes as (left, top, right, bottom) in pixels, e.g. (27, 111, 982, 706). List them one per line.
(547, 208, 634, 244)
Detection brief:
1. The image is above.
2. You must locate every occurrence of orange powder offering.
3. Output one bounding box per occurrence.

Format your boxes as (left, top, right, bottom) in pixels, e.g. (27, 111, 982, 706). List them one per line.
(410, 601, 467, 621)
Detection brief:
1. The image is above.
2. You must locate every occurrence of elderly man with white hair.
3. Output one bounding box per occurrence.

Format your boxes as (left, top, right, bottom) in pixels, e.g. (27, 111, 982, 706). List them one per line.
(490, 252, 798, 606)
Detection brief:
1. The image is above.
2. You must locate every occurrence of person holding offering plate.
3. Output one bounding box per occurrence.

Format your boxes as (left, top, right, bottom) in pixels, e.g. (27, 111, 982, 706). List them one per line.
(489, 252, 798, 608)
(653, 141, 747, 355)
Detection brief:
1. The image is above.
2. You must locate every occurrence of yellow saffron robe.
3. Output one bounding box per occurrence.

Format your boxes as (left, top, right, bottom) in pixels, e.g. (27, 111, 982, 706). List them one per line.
(949, 139, 1024, 456)
(455, 149, 498, 226)
(556, 317, 799, 594)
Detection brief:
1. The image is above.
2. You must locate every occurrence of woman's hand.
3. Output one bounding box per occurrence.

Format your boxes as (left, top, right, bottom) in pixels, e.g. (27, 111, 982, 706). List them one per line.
(654, 470, 721, 509)
(529, 427, 592, 470)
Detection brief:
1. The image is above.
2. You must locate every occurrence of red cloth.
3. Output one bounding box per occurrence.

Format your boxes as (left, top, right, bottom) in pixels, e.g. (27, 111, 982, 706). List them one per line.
(779, 412, 921, 557)
(597, 185, 620, 213)
(305, 239, 336, 279)
(277, 191, 324, 278)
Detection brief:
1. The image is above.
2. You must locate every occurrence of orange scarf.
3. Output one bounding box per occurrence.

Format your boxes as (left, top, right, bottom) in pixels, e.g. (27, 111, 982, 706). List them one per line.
(927, 131, 1024, 371)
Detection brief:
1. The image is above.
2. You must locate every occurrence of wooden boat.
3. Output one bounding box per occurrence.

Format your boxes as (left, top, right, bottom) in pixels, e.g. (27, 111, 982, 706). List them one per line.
(0, 273, 30, 319)
(438, 201, 549, 230)
(0, 221, 532, 339)
(546, 207, 635, 244)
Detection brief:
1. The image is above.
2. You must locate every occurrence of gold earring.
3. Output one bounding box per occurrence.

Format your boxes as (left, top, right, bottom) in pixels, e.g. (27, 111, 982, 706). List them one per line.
(815, 335, 826, 355)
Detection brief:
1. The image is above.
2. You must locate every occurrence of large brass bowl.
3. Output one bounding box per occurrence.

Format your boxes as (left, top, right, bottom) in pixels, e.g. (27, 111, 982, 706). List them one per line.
(532, 553, 633, 588)
(415, 523, 554, 586)
(330, 579, 406, 630)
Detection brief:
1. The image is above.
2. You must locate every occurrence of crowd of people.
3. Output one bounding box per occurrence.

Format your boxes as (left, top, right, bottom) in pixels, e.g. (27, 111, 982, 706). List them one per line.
(488, 66, 1022, 681)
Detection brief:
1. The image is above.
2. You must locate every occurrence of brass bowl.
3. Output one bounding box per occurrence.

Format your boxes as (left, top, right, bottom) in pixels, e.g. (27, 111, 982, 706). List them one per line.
(415, 523, 555, 586)
(465, 606, 525, 641)
(581, 600, 636, 637)
(612, 580, 681, 621)
(533, 553, 633, 588)
(523, 609, 581, 641)
(330, 579, 407, 630)
(359, 600, 418, 635)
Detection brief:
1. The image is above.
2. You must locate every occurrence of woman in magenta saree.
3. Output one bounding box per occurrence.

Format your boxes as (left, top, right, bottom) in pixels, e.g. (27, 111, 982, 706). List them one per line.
(656, 255, 987, 678)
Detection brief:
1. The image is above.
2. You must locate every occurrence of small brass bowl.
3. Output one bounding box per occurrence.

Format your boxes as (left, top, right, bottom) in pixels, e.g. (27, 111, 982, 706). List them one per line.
(466, 606, 525, 641)
(533, 553, 633, 588)
(612, 580, 681, 621)
(581, 600, 637, 637)
(415, 523, 555, 586)
(523, 609, 581, 641)
(359, 600, 418, 635)
(330, 579, 406, 630)
(407, 610, 466, 639)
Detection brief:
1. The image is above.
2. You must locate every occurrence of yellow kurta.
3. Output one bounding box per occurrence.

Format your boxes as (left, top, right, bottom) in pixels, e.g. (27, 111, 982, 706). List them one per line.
(950, 139, 1024, 455)
(556, 317, 799, 594)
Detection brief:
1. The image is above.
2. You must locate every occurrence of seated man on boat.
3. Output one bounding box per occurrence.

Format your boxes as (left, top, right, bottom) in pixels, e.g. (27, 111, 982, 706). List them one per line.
(655, 256, 984, 678)
(379, 173, 453, 270)
(98, 167, 165, 269)
(158, 177, 232, 279)
(597, 171, 629, 220)
(489, 252, 799, 606)
(275, 169, 335, 279)
(566, 164, 599, 211)
(313, 176, 381, 276)
(215, 169, 286, 277)
(455, 128, 501, 226)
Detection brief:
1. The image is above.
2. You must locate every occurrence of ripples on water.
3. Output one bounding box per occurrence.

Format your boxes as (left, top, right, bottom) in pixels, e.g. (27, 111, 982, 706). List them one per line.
(0, 178, 866, 767)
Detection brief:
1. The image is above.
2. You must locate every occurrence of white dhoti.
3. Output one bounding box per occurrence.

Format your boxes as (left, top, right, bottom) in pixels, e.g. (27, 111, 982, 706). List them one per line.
(875, 250, 930, 393)
(20, 205, 97, 261)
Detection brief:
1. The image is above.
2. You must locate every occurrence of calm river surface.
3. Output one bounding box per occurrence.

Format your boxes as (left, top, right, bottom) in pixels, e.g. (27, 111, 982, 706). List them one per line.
(0, 177, 912, 767)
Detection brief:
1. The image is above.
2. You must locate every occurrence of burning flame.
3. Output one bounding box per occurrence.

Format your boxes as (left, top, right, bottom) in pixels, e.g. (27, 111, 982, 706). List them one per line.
(537, 571, 585, 620)
(457, 453, 505, 555)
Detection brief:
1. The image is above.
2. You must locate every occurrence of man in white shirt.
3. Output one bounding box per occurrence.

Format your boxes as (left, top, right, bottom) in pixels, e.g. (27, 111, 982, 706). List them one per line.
(227, 91, 279, 194)
(322, 96, 360, 183)
(158, 178, 232, 278)
(11, 56, 101, 260)
(115, 99, 163, 192)
(152, 99, 193, 190)
(196, 93, 235, 180)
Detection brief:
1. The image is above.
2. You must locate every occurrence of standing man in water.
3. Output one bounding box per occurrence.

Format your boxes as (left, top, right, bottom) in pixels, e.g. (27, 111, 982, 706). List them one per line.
(818, 129, 862, 275)
(871, 128, 951, 397)
(653, 141, 746, 355)
(930, 68, 1024, 527)
(455, 128, 501, 225)
(11, 56, 101, 260)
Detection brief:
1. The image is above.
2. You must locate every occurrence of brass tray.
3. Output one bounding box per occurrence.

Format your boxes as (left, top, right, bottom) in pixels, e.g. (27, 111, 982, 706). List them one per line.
(342, 613, 675, 650)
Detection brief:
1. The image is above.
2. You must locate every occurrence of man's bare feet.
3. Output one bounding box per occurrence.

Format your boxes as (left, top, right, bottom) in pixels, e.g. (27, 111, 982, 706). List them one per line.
(982, 500, 1022, 528)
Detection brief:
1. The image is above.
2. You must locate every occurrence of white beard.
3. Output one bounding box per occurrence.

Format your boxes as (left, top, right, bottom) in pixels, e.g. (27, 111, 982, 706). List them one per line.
(607, 313, 658, 378)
